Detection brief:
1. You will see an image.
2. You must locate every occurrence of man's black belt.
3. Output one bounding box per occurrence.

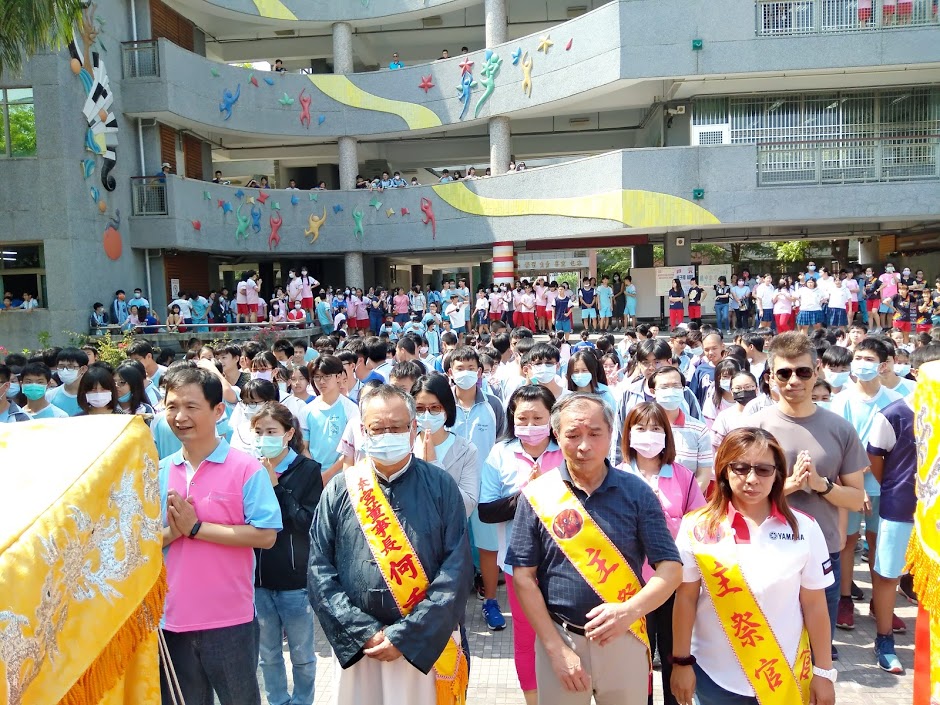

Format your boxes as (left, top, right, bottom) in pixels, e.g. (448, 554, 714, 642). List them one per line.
(551, 611, 586, 637)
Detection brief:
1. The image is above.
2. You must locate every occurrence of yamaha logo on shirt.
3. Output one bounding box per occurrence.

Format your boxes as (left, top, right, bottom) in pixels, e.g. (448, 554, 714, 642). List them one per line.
(768, 531, 806, 541)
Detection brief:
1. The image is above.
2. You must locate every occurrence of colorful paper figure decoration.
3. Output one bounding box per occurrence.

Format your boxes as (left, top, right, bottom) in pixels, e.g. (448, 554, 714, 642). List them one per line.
(537, 35, 554, 54)
(247, 196, 255, 204)
(290, 194, 300, 206)
(352, 207, 365, 241)
(220, 85, 240, 120)
(192, 220, 201, 230)
(386, 208, 395, 218)
(249, 74, 259, 88)
(299, 89, 312, 129)
(511, 48, 522, 65)
(522, 53, 533, 97)
(458, 58, 474, 76)
(268, 211, 283, 249)
(250, 204, 263, 233)
(419, 75, 435, 93)
(309, 192, 319, 201)
(257, 191, 270, 205)
(420, 197, 437, 239)
(210, 67, 220, 77)
(475, 52, 502, 118)
(103, 209, 122, 260)
(68, 3, 119, 192)
(235, 189, 245, 200)
(305, 208, 327, 243)
(401, 207, 410, 216)
(456, 72, 477, 120)
(81, 159, 95, 179)
(369, 196, 382, 211)
(235, 204, 250, 240)
(218, 199, 226, 208)
(264, 76, 275, 86)
(333, 204, 344, 214)
(90, 186, 100, 203)
(318, 115, 326, 125)
(278, 93, 294, 106)
(203, 190, 212, 200)
(220, 201, 233, 215)
(565, 38, 573, 51)
(271, 202, 281, 211)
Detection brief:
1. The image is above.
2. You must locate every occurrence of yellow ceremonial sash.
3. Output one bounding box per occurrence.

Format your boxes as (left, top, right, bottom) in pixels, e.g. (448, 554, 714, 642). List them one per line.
(346, 461, 467, 705)
(690, 515, 813, 705)
(523, 469, 651, 659)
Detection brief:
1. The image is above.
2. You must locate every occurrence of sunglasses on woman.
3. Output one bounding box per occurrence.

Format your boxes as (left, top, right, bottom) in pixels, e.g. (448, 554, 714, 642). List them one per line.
(773, 366, 814, 382)
(728, 462, 777, 478)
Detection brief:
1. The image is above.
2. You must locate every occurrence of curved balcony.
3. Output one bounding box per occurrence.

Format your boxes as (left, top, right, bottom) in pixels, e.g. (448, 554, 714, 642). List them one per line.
(127, 145, 940, 256)
(121, 0, 940, 140)
(174, 0, 478, 27)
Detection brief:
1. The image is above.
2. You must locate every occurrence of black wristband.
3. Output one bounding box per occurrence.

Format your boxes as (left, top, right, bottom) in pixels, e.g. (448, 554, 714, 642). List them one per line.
(819, 478, 835, 496)
(188, 520, 203, 539)
(671, 654, 696, 667)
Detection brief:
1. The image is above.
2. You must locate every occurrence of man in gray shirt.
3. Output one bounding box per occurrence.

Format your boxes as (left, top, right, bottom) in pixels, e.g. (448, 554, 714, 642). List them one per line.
(751, 331, 865, 660)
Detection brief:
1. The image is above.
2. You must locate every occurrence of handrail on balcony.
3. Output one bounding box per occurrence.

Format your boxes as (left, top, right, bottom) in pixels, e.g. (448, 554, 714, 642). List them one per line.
(757, 135, 940, 186)
(756, 0, 939, 35)
(131, 176, 168, 216)
(121, 39, 160, 78)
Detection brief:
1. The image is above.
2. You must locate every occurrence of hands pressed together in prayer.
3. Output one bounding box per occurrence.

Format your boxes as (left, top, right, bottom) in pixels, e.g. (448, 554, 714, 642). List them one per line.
(364, 630, 403, 662)
(166, 489, 198, 540)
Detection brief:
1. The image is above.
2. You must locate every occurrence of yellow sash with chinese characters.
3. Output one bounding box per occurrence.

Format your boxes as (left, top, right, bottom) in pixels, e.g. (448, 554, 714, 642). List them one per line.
(346, 461, 467, 705)
(524, 469, 650, 661)
(690, 514, 812, 705)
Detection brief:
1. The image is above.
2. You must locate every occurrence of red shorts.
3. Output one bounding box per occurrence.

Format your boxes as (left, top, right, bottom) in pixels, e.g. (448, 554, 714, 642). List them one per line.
(356, 318, 369, 329)
(513, 311, 524, 328)
(237, 303, 249, 314)
(916, 323, 932, 333)
(489, 311, 502, 321)
(302, 297, 314, 309)
(669, 309, 684, 327)
(867, 299, 879, 312)
(894, 321, 911, 332)
(688, 305, 701, 319)
(775, 313, 792, 332)
(522, 312, 536, 330)
(535, 305, 547, 320)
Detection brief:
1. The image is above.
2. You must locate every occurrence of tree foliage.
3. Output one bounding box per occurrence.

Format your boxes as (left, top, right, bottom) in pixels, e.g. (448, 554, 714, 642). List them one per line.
(8, 104, 36, 156)
(773, 240, 812, 262)
(0, 0, 84, 77)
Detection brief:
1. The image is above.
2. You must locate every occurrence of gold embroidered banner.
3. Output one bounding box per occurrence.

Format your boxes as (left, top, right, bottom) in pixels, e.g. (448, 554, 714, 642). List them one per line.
(0, 416, 165, 705)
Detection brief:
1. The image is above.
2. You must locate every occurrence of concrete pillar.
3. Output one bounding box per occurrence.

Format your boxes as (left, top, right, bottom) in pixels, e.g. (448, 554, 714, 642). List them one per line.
(332, 22, 354, 75)
(663, 234, 691, 266)
(484, 0, 509, 46)
(493, 241, 515, 285)
(338, 136, 358, 191)
(480, 261, 493, 286)
(410, 264, 424, 287)
(588, 249, 598, 277)
(431, 269, 444, 289)
(345, 251, 364, 289)
(489, 116, 512, 175)
(858, 238, 880, 266)
(633, 244, 655, 268)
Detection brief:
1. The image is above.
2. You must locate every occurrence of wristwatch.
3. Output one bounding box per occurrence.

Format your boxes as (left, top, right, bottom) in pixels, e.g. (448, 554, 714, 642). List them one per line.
(812, 666, 838, 683)
(818, 478, 834, 496)
(188, 521, 203, 539)
(671, 654, 697, 667)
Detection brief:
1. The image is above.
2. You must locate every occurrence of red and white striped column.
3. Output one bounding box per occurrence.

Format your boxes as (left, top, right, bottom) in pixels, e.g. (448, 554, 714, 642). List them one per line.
(492, 242, 515, 285)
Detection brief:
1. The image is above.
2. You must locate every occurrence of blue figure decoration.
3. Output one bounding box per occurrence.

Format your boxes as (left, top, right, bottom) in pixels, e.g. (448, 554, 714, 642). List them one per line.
(235, 189, 245, 200)
(264, 76, 275, 86)
(474, 52, 502, 118)
(456, 73, 477, 121)
(333, 204, 344, 214)
(290, 194, 300, 206)
(250, 203, 262, 233)
(220, 85, 241, 120)
(511, 48, 522, 65)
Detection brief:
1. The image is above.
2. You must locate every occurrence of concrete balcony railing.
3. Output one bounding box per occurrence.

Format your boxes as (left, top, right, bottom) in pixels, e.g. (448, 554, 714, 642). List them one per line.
(127, 145, 940, 256)
(756, 0, 939, 35)
(189, 0, 477, 26)
(120, 0, 940, 141)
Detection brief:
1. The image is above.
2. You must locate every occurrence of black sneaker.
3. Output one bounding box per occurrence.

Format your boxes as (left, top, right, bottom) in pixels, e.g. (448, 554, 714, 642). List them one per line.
(899, 573, 918, 605)
(473, 573, 485, 600)
(851, 581, 865, 601)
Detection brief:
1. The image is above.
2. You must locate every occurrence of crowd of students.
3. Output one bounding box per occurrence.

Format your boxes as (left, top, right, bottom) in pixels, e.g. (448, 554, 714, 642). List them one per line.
(3, 276, 938, 705)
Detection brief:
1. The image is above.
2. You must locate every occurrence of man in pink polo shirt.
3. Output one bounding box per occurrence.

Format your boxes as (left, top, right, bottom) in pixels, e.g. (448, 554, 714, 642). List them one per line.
(159, 365, 282, 704)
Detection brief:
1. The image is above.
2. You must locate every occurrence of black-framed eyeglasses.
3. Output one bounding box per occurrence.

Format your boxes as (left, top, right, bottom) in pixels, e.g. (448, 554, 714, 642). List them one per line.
(773, 366, 814, 382)
(728, 462, 776, 478)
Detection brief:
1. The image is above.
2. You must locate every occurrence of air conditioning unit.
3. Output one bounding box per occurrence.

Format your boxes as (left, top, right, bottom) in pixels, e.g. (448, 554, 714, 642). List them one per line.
(691, 124, 730, 146)
(274, 29, 296, 36)
(139, 118, 157, 128)
(422, 15, 443, 27)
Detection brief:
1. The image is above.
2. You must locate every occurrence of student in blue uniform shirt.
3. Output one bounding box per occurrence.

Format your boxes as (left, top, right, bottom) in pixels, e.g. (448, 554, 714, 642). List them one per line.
(46, 347, 89, 416)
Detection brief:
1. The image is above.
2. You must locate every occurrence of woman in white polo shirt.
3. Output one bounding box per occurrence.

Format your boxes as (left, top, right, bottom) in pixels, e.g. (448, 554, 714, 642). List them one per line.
(671, 427, 836, 705)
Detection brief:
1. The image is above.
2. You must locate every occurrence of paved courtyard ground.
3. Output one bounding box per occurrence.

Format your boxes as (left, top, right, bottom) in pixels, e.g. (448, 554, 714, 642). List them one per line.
(259, 561, 916, 704)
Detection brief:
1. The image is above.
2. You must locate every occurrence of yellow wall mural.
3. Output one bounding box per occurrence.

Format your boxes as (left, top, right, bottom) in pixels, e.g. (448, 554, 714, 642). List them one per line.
(251, 0, 297, 20)
(308, 75, 443, 131)
(431, 183, 721, 228)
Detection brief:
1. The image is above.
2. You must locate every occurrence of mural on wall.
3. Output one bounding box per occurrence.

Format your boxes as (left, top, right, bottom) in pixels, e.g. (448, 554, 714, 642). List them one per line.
(278, 93, 295, 106)
(521, 53, 533, 97)
(537, 35, 554, 54)
(269, 212, 283, 249)
(511, 48, 522, 65)
(474, 51, 502, 118)
(304, 209, 327, 243)
(250, 203, 263, 233)
(103, 210, 122, 260)
(456, 72, 476, 121)
(352, 207, 365, 241)
(69, 3, 119, 196)
(251, 0, 297, 20)
(419, 75, 435, 93)
(420, 197, 437, 239)
(308, 75, 441, 130)
(235, 204, 250, 239)
(220, 85, 241, 120)
(299, 89, 312, 128)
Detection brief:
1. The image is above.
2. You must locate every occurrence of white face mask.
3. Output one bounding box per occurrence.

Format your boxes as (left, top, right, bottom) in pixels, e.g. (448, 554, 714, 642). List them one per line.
(452, 370, 479, 390)
(85, 391, 112, 408)
(277, 382, 288, 396)
(630, 430, 667, 459)
(530, 364, 557, 385)
(58, 368, 80, 385)
(417, 411, 447, 433)
(241, 402, 261, 419)
(363, 431, 413, 464)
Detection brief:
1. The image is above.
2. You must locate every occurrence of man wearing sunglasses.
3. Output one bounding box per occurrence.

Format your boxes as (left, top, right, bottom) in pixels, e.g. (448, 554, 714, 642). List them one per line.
(750, 331, 866, 660)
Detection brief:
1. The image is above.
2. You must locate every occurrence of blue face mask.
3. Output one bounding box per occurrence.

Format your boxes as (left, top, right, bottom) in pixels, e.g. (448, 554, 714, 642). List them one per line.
(530, 364, 557, 385)
(362, 431, 413, 464)
(851, 359, 880, 382)
(571, 372, 593, 389)
(825, 370, 851, 388)
(815, 400, 831, 410)
(5, 382, 20, 398)
(118, 391, 132, 403)
(23, 383, 47, 401)
(253, 434, 287, 459)
(655, 387, 684, 411)
(894, 364, 911, 377)
(417, 411, 447, 433)
(688, 347, 703, 357)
